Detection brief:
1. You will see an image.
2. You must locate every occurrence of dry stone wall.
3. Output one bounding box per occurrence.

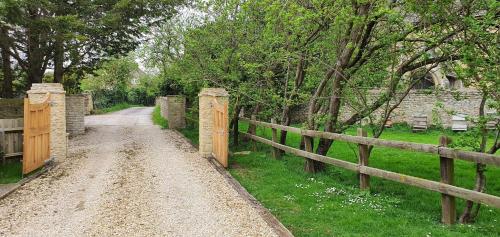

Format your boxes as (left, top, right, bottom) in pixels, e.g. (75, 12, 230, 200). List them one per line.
(291, 89, 492, 128)
(66, 95, 85, 136)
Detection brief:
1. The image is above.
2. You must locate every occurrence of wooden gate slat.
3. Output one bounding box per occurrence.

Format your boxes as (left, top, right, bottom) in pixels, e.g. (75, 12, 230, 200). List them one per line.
(23, 94, 51, 174)
(212, 99, 228, 167)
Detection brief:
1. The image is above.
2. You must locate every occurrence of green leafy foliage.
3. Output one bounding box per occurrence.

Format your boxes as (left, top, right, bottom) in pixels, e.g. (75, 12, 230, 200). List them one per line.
(80, 57, 161, 109)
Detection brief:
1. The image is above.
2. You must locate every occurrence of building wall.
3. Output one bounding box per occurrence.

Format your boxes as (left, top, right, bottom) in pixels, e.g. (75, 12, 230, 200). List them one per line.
(66, 95, 85, 135)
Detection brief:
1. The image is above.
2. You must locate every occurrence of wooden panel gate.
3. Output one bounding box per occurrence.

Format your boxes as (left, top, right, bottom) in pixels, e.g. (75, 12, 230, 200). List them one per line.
(23, 94, 51, 174)
(212, 99, 228, 167)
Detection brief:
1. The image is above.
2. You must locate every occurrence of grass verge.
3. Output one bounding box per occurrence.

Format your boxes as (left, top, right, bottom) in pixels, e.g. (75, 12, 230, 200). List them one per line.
(0, 162, 22, 184)
(179, 120, 500, 236)
(178, 109, 199, 145)
(92, 102, 140, 114)
(152, 106, 169, 129)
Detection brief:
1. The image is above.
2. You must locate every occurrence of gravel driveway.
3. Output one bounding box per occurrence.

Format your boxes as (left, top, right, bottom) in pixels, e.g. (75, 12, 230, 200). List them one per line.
(0, 107, 280, 236)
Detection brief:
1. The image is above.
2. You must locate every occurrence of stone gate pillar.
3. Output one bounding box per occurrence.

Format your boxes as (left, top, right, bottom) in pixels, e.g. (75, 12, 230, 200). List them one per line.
(198, 88, 229, 158)
(27, 83, 66, 162)
(165, 95, 186, 129)
(66, 94, 85, 136)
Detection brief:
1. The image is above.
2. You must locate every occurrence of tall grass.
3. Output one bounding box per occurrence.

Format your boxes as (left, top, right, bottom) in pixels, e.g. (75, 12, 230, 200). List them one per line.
(152, 106, 169, 129)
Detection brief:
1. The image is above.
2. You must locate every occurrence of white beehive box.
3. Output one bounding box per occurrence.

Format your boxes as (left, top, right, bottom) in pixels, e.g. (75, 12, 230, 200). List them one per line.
(452, 114, 467, 131)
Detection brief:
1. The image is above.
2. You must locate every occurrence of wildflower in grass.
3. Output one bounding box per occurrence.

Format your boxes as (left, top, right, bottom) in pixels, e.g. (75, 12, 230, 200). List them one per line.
(283, 194, 296, 201)
(295, 183, 310, 189)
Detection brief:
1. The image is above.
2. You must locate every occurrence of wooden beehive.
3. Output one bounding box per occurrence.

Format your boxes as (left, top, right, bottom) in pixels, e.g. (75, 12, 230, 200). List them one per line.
(412, 115, 428, 132)
(451, 114, 467, 131)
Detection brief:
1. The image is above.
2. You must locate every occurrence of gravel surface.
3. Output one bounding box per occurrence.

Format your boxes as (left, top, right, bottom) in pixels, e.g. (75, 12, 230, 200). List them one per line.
(0, 107, 279, 237)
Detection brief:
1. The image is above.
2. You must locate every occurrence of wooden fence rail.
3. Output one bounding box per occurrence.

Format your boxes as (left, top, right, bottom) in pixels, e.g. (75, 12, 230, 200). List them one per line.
(238, 117, 500, 225)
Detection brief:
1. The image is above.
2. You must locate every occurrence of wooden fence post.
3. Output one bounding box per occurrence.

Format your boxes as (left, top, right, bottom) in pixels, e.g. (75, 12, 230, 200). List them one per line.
(440, 136, 456, 225)
(270, 118, 281, 159)
(357, 128, 370, 190)
(303, 135, 315, 172)
(250, 115, 257, 151)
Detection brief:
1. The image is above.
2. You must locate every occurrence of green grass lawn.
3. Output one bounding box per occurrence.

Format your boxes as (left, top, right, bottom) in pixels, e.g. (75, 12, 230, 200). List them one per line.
(92, 102, 140, 114)
(0, 162, 22, 184)
(152, 106, 169, 129)
(178, 110, 199, 145)
(179, 121, 500, 237)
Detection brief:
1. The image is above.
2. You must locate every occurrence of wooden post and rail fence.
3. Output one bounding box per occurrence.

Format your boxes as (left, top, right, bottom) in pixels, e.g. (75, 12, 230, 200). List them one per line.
(238, 117, 500, 225)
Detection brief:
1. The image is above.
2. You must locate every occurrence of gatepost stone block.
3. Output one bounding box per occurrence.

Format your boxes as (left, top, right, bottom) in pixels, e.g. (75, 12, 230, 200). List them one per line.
(198, 88, 229, 158)
(27, 83, 67, 162)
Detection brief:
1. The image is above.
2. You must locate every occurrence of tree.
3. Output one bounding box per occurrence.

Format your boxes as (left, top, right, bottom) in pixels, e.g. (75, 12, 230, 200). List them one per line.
(448, 0, 499, 223)
(0, 0, 182, 93)
(144, 0, 496, 177)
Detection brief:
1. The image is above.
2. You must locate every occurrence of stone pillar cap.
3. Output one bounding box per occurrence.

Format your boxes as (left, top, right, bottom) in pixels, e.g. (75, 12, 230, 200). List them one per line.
(198, 88, 229, 97)
(27, 83, 65, 94)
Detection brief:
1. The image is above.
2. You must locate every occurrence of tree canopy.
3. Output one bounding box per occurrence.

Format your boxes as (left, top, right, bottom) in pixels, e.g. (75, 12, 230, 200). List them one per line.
(0, 0, 182, 97)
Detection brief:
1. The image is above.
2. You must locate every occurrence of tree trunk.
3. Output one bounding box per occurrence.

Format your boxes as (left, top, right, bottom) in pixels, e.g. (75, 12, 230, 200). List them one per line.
(242, 104, 260, 142)
(279, 105, 291, 146)
(230, 103, 242, 146)
(26, 14, 46, 86)
(280, 54, 306, 147)
(306, 4, 371, 173)
(53, 32, 64, 83)
(459, 95, 489, 223)
(0, 31, 14, 98)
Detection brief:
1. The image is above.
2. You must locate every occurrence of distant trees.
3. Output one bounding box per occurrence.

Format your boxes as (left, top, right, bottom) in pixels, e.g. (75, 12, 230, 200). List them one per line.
(81, 57, 161, 108)
(144, 0, 498, 170)
(0, 0, 182, 97)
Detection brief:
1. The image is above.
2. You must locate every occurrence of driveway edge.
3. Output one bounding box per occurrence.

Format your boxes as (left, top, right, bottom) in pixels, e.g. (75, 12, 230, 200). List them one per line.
(0, 163, 54, 200)
(172, 129, 294, 237)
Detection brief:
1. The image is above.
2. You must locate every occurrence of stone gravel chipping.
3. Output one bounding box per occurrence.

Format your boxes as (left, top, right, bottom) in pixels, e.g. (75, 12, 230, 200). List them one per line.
(0, 107, 279, 237)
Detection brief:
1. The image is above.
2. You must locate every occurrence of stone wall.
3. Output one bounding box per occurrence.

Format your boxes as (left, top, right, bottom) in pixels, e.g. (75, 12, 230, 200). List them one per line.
(82, 93, 93, 115)
(158, 96, 186, 129)
(291, 89, 493, 128)
(198, 88, 229, 158)
(66, 95, 85, 136)
(158, 97, 168, 118)
(27, 83, 67, 161)
(381, 89, 490, 127)
(0, 99, 23, 119)
(166, 96, 186, 129)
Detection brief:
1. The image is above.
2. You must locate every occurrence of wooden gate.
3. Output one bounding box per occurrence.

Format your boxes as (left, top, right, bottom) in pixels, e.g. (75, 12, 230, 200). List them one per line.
(23, 94, 51, 174)
(212, 99, 228, 167)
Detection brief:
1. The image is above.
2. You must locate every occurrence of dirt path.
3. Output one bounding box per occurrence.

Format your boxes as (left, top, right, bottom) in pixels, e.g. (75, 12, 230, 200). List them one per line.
(0, 107, 279, 236)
